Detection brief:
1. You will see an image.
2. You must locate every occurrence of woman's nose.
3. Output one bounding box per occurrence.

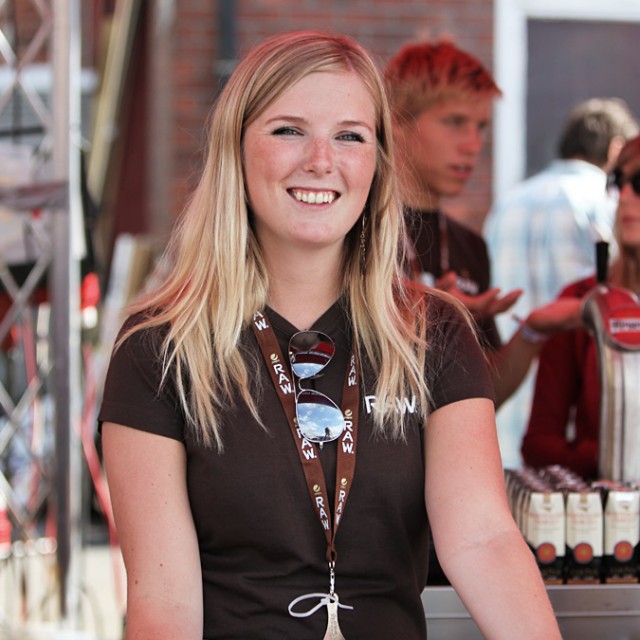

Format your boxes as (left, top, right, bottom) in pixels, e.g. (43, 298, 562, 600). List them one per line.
(620, 181, 639, 199)
(304, 138, 334, 174)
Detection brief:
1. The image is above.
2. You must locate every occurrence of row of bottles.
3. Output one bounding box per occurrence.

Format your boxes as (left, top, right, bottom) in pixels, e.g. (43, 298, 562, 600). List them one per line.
(505, 465, 640, 584)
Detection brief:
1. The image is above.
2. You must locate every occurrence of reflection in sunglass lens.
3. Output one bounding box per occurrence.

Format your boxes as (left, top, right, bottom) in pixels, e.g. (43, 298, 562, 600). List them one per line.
(289, 331, 335, 379)
(296, 389, 345, 443)
(288, 331, 345, 444)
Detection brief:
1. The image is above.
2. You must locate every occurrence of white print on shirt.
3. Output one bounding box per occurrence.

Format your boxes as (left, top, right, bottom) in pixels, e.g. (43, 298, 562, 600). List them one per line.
(364, 395, 417, 415)
(420, 270, 479, 296)
(455, 275, 479, 296)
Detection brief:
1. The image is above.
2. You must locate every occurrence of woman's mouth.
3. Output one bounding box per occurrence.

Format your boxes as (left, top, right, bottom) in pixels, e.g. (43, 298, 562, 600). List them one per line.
(289, 188, 338, 204)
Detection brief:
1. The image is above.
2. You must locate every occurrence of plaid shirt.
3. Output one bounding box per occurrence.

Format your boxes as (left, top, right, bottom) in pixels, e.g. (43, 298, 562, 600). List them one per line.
(483, 159, 616, 469)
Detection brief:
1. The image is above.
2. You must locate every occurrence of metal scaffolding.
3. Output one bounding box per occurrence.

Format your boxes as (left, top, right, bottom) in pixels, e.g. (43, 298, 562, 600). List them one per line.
(0, 0, 83, 630)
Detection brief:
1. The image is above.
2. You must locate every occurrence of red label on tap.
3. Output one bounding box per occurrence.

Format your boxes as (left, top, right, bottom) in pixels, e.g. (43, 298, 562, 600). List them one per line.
(607, 309, 640, 348)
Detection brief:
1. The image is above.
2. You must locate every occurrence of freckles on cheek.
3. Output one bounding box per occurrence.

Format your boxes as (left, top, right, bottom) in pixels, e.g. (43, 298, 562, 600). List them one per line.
(343, 148, 377, 177)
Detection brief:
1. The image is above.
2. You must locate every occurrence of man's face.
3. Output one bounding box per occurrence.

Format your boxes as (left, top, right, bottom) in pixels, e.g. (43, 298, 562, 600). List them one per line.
(398, 95, 493, 207)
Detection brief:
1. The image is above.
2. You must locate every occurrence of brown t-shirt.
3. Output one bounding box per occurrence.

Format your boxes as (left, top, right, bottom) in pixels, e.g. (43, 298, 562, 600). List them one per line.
(99, 293, 493, 639)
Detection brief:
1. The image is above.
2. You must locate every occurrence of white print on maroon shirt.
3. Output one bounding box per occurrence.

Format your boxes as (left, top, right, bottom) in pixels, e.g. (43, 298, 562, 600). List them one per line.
(364, 394, 417, 414)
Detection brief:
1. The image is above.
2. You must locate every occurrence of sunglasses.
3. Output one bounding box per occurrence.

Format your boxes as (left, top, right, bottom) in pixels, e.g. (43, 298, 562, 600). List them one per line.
(608, 169, 640, 197)
(289, 331, 345, 444)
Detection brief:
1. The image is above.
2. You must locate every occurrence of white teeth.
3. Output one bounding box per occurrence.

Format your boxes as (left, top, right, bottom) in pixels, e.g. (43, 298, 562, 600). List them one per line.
(291, 189, 336, 204)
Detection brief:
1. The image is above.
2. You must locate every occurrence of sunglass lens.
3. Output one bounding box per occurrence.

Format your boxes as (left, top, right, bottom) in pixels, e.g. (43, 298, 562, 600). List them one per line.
(610, 169, 640, 196)
(296, 389, 345, 443)
(613, 169, 624, 191)
(289, 331, 335, 379)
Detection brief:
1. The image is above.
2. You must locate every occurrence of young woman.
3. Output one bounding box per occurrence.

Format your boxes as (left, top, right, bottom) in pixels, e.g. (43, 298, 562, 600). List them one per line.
(100, 30, 561, 639)
(523, 135, 640, 479)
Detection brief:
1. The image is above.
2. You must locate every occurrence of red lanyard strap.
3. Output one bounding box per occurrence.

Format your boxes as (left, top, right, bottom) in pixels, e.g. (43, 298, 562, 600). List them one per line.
(251, 310, 359, 563)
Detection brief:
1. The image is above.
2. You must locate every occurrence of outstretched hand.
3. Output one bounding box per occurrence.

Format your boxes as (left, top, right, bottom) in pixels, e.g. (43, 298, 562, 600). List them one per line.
(435, 271, 522, 320)
(525, 297, 584, 335)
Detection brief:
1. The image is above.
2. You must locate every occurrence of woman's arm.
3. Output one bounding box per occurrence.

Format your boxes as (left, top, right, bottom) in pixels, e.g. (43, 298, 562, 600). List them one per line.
(425, 398, 561, 639)
(490, 297, 583, 407)
(521, 328, 598, 477)
(103, 422, 203, 640)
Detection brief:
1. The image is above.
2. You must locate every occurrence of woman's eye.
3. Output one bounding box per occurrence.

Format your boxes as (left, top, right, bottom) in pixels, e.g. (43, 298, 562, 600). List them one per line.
(272, 126, 301, 136)
(338, 132, 365, 143)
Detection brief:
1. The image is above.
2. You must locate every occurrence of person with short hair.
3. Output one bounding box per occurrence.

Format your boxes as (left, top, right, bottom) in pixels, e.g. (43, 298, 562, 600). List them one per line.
(385, 41, 506, 352)
(385, 40, 582, 472)
(486, 97, 639, 321)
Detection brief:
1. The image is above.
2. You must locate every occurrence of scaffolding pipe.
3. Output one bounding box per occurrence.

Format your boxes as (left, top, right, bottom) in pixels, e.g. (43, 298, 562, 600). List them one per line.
(52, 0, 83, 624)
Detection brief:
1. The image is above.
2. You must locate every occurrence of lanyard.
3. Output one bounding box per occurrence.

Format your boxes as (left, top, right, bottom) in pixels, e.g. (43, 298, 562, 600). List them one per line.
(251, 310, 359, 566)
(438, 210, 450, 273)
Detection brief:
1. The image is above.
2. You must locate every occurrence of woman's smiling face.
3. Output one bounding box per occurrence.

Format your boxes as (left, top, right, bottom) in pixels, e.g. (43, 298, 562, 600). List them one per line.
(242, 69, 378, 256)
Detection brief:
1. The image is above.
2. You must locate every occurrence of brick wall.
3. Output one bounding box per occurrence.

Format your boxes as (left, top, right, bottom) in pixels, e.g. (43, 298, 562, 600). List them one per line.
(160, 1, 497, 234)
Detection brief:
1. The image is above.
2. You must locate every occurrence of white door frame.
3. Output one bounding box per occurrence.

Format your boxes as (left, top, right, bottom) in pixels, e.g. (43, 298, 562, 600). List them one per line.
(493, 0, 640, 198)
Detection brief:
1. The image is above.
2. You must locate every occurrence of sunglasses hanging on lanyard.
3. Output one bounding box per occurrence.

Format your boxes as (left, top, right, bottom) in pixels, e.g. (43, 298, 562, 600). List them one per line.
(252, 310, 359, 639)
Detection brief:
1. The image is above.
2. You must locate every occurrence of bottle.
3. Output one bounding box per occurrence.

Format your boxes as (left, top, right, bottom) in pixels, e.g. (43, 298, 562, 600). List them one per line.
(565, 490, 603, 584)
(526, 490, 565, 584)
(602, 487, 640, 583)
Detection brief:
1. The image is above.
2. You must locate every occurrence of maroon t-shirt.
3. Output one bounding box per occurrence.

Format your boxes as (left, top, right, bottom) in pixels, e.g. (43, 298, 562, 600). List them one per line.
(406, 207, 502, 351)
(99, 293, 493, 639)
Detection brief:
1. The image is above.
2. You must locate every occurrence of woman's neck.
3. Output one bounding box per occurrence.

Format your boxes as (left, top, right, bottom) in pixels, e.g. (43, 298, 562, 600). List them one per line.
(265, 250, 344, 330)
(611, 250, 640, 294)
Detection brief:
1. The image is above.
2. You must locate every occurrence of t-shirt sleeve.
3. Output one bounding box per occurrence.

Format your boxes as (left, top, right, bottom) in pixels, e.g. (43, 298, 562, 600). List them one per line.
(426, 293, 495, 411)
(97, 318, 185, 442)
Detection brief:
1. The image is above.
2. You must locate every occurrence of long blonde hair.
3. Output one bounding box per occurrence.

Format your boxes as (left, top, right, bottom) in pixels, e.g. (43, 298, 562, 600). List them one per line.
(120, 30, 432, 449)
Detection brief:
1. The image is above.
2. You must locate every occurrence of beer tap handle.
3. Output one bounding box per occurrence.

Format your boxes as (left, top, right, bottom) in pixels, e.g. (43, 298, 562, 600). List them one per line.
(595, 241, 609, 284)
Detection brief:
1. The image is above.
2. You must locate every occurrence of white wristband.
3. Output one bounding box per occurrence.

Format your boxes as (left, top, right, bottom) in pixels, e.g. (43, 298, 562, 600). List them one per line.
(512, 315, 548, 344)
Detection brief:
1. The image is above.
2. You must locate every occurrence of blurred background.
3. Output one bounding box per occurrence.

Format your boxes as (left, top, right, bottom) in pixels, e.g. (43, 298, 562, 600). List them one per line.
(0, 1, 640, 638)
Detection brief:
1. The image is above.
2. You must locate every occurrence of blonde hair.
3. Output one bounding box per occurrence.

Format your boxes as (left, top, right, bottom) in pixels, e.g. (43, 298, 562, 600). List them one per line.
(120, 30, 433, 449)
(384, 39, 501, 123)
(610, 135, 640, 292)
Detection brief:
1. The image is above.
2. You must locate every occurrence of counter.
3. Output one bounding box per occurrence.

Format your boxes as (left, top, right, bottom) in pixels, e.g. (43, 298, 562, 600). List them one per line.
(422, 584, 640, 639)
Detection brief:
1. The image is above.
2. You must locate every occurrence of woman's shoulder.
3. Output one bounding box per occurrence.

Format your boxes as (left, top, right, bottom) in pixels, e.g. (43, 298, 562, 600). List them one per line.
(558, 274, 597, 299)
(402, 278, 472, 339)
(114, 309, 171, 357)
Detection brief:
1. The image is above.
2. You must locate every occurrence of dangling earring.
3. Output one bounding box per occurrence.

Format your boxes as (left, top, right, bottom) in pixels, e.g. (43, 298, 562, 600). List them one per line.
(360, 213, 367, 271)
